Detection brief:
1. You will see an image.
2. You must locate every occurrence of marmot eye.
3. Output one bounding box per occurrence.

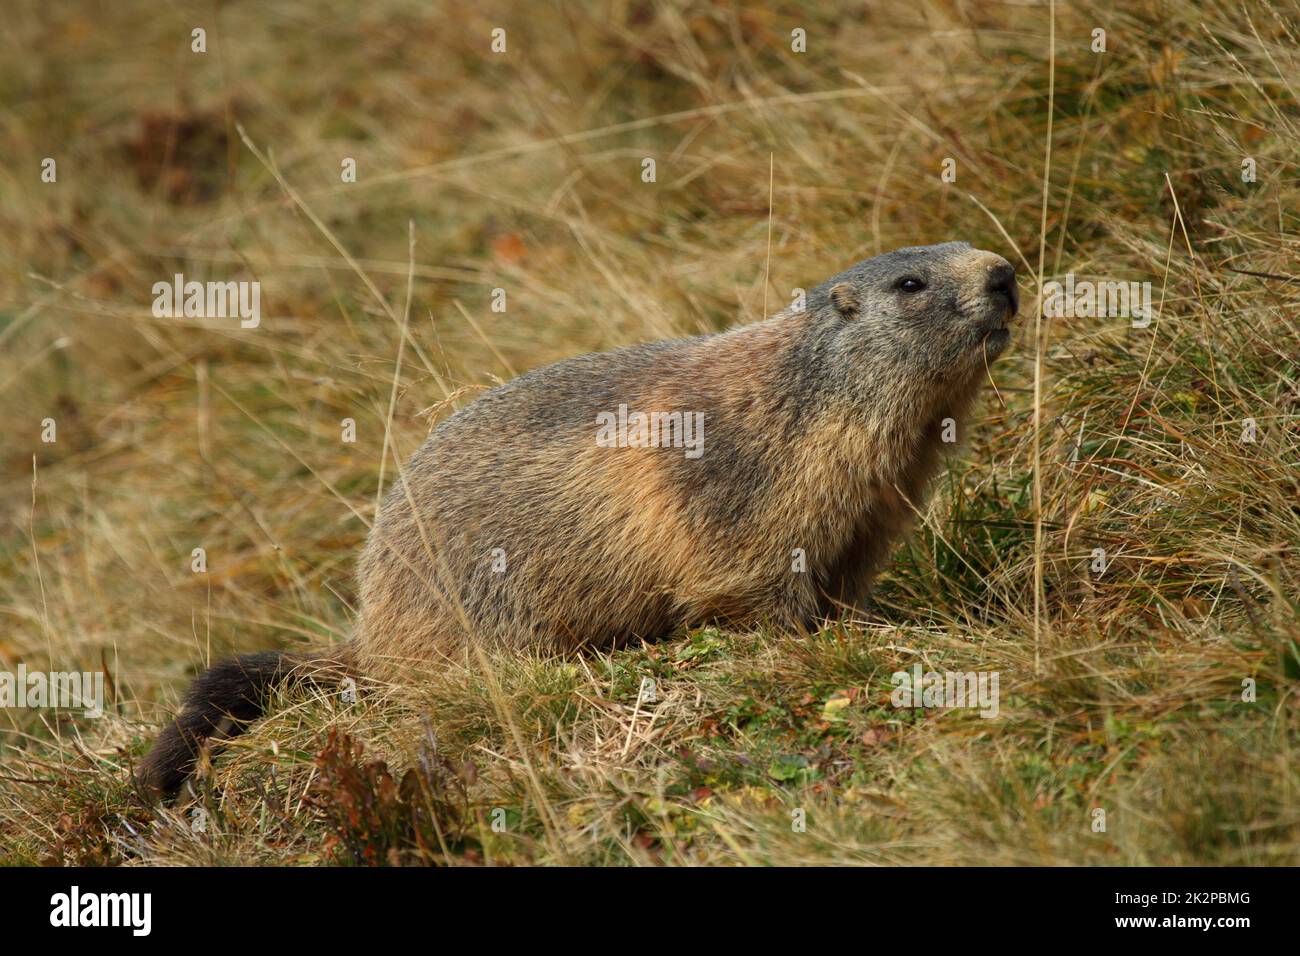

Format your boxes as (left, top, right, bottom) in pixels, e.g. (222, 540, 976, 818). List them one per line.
(896, 276, 926, 293)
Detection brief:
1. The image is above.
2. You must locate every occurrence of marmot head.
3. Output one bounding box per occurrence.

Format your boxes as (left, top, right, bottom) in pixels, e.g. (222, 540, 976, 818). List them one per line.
(820, 241, 1019, 382)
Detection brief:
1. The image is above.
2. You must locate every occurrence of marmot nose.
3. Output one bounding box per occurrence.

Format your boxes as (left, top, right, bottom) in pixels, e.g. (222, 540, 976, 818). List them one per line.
(985, 261, 1018, 315)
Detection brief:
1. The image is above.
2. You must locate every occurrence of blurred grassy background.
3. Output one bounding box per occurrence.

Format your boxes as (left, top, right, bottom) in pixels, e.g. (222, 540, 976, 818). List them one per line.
(1, 0, 1297, 864)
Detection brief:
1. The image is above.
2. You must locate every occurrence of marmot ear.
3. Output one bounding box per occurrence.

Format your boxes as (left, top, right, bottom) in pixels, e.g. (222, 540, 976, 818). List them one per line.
(830, 282, 860, 317)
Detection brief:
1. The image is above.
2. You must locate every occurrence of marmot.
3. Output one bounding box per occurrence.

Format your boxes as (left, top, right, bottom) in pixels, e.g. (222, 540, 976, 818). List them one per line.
(140, 240, 1018, 795)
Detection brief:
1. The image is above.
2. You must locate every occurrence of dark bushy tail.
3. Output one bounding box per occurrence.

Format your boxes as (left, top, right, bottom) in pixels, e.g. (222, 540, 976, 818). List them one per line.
(137, 646, 349, 798)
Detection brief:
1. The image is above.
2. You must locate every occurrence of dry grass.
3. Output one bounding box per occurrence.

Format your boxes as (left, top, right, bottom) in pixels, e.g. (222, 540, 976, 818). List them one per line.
(1, 0, 1297, 865)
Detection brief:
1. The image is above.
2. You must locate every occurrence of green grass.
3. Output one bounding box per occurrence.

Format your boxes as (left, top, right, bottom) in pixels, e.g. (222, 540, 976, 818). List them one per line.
(1, 0, 1297, 865)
